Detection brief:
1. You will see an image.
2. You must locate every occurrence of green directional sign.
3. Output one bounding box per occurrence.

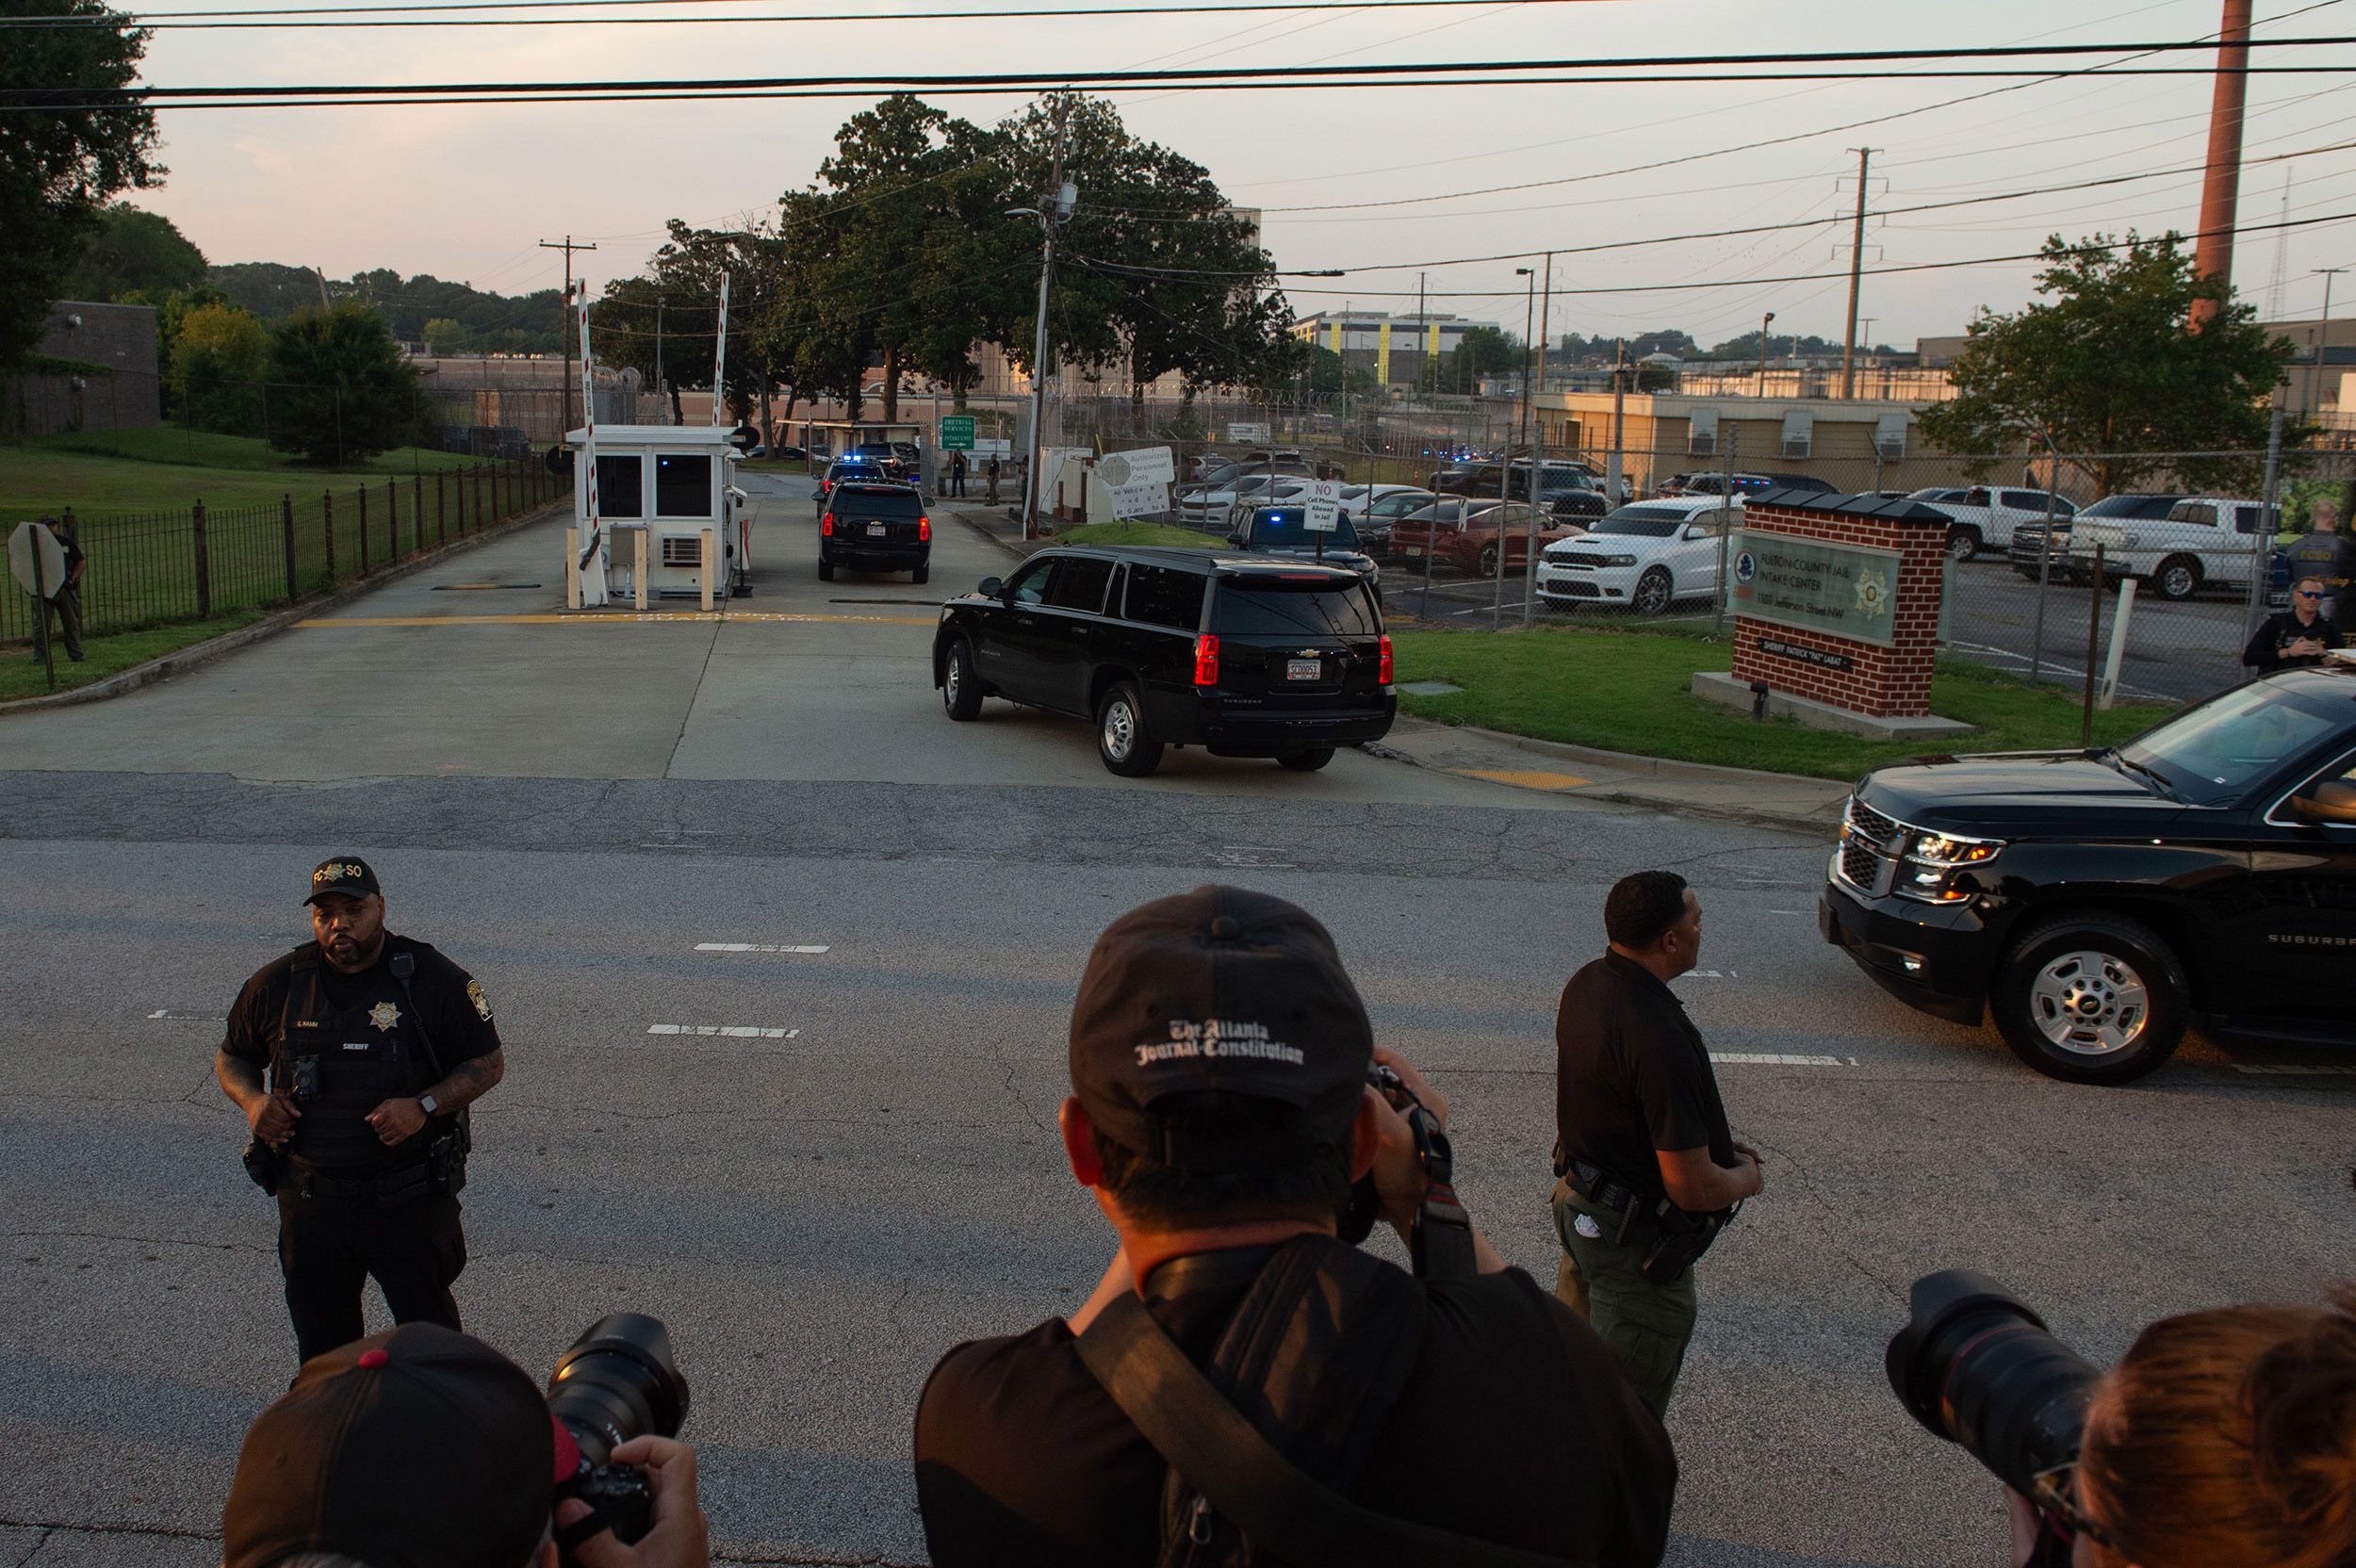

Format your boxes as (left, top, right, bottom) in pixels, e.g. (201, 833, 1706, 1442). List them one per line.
(940, 415, 976, 450)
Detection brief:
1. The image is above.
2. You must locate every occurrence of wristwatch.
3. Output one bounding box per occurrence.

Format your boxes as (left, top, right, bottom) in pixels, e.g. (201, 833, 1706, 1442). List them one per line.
(417, 1093, 440, 1118)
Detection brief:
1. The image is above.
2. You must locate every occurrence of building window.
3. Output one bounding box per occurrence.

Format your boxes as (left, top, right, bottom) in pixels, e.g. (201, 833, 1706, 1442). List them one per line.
(1689, 407, 1719, 455)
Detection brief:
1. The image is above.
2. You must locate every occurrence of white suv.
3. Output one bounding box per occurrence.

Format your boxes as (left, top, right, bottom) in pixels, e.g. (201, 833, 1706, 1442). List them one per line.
(1536, 497, 1742, 615)
(1915, 484, 2075, 563)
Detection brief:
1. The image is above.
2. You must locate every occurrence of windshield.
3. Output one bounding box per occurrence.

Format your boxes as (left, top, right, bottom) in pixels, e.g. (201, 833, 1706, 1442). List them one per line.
(2118, 680, 2347, 803)
(1214, 581, 1379, 638)
(1248, 510, 1362, 548)
(1593, 506, 1696, 537)
(1370, 492, 1434, 518)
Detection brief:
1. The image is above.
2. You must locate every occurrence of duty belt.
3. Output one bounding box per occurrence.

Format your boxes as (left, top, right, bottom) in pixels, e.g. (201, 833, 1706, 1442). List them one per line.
(286, 1158, 433, 1203)
(1561, 1157, 1662, 1247)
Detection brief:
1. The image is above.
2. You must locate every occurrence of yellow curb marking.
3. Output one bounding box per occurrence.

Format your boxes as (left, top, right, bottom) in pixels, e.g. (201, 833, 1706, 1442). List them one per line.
(1455, 767, 1593, 791)
(297, 611, 935, 629)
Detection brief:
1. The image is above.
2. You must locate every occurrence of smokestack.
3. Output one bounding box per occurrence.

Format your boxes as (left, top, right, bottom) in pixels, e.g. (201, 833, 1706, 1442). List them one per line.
(2191, 0, 2253, 327)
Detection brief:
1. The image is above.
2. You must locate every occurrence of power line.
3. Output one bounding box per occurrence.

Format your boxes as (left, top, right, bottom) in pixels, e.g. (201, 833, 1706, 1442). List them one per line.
(10, 0, 1613, 27)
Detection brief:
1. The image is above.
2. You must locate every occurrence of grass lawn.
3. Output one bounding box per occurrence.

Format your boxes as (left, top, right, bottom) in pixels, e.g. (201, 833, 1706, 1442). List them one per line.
(1390, 627, 2178, 780)
(0, 609, 268, 704)
(1052, 520, 1219, 548)
(3, 427, 492, 516)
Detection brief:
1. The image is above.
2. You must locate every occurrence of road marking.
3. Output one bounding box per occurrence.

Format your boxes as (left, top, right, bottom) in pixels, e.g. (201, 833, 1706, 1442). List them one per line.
(148, 1009, 223, 1022)
(298, 610, 932, 629)
(1680, 969, 1739, 979)
(1455, 767, 1593, 791)
(647, 1023, 801, 1039)
(695, 942, 831, 955)
(433, 582, 544, 591)
(1216, 845, 1299, 869)
(1710, 1052, 1846, 1067)
(2233, 1063, 2356, 1076)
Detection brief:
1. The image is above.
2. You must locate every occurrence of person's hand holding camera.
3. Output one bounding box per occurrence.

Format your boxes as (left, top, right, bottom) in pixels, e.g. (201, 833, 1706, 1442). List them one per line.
(562, 1436, 712, 1568)
(1363, 1045, 1446, 1233)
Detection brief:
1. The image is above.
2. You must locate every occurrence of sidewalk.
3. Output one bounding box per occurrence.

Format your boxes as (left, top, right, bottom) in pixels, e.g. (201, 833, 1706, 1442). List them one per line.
(938, 498, 1044, 558)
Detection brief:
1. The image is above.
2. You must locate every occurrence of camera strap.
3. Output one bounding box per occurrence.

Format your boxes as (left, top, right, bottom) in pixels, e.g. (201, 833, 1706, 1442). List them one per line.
(1401, 1101, 1477, 1282)
(1076, 1240, 1587, 1568)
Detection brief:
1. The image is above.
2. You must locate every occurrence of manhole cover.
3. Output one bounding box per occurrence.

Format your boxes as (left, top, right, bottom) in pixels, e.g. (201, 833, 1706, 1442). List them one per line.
(1399, 680, 1462, 696)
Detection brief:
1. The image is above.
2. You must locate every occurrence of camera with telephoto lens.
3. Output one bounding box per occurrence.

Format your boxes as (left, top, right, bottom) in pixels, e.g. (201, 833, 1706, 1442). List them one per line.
(546, 1313, 692, 1566)
(1887, 1270, 2105, 1567)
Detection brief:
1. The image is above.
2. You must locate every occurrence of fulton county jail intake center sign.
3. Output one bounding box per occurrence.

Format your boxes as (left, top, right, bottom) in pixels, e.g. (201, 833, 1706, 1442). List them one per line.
(1730, 530, 1904, 647)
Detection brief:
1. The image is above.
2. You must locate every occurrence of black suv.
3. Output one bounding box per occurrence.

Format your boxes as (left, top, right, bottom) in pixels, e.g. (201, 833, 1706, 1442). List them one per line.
(1820, 662, 2356, 1084)
(821, 481, 930, 582)
(933, 546, 1395, 776)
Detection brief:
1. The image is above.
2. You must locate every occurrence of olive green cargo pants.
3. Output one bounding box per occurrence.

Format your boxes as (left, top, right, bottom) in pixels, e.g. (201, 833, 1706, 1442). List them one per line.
(1551, 1175, 1698, 1420)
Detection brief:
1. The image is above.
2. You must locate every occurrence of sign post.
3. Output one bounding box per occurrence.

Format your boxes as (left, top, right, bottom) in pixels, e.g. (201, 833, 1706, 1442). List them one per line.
(940, 415, 976, 451)
(8, 520, 66, 692)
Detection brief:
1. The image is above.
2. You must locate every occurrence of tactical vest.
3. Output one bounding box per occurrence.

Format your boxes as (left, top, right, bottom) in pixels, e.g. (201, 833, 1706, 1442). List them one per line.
(270, 944, 432, 1172)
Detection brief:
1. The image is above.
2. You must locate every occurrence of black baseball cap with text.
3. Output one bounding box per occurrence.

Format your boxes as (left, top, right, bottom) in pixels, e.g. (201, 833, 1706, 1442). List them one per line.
(306, 856, 381, 905)
(1070, 886, 1372, 1173)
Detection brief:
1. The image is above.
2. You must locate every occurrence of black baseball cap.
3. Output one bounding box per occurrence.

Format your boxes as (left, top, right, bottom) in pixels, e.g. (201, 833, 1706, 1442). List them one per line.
(222, 1323, 556, 1568)
(1070, 886, 1372, 1173)
(306, 856, 381, 905)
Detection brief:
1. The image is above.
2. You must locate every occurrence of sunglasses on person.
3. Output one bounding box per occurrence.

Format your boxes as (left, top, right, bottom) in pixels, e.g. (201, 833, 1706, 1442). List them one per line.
(2296, 589, 2324, 599)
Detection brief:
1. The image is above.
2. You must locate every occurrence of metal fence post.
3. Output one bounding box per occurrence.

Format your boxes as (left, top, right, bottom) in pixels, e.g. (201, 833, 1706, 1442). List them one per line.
(414, 474, 424, 553)
(322, 490, 336, 582)
(2081, 544, 2104, 748)
(435, 470, 447, 544)
(191, 498, 211, 618)
(1712, 429, 1738, 637)
(282, 493, 298, 604)
(2250, 406, 2285, 645)
(386, 479, 399, 557)
(357, 485, 370, 575)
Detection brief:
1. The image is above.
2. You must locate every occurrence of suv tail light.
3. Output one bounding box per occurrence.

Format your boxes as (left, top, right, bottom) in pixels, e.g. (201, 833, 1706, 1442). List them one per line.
(1193, 633, 1219, 687)
(918, 515, 931, 542)
(1378, 634, 1393, 684)
(821, 512, 834, 535)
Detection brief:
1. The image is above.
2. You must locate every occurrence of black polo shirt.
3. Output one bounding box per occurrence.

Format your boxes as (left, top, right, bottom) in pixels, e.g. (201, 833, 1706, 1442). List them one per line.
(914, 1244, 1676, 1568)
(1556, 951, 1733, 1200)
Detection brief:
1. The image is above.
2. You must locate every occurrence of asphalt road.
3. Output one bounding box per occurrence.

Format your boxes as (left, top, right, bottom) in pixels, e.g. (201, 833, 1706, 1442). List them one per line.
(3, 469, 2350, 1568)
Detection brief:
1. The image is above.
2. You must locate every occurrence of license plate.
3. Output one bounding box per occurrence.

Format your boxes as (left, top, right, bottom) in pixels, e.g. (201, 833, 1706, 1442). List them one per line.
(867, 523, 888, 538)
(1401, 547, 1422, 558)
(1286, 659, 1321, 681)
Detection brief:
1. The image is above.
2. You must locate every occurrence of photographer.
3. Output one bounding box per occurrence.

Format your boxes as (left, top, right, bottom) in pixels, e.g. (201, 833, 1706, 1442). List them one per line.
(914, 886, 1676, 1568)
(2006, 1286, 2356, 1568)
(221, 1323, 710, 1568)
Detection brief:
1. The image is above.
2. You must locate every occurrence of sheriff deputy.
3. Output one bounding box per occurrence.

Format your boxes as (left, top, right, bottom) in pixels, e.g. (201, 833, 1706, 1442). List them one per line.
(215, 857, 506, 1364)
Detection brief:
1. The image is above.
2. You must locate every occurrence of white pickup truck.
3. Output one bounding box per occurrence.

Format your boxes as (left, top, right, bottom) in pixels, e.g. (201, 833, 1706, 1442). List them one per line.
(2067, 496, 2276, 601)
(1915, 484, 2077, 563)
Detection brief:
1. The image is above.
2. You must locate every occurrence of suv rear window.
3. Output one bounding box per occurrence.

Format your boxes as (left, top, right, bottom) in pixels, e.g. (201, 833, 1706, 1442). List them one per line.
(1125, 564, 1205, 629)
(837, 488, 921, 515)
(1213, 580, 1378, 638)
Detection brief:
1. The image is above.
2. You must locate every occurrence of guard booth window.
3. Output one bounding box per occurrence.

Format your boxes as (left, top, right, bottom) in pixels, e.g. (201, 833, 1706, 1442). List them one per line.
(655, 453, 713, 517)
(596, 454, 645, 518)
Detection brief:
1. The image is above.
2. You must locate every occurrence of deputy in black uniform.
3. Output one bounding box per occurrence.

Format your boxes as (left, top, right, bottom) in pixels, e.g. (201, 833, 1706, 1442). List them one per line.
(216, 857, 506, 1364)
(1551, 869, 1764, 1418)
(2242, 576, 2345, 673)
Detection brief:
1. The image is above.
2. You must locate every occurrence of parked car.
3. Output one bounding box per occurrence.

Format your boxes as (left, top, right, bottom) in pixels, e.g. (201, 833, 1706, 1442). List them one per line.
(2008, 494, 2184, 580)
(1391, 498, 1572, 577)
(1820, 661, 2356, 1084)
(1535, 497, 1742, 615)
(850, 440, 922, 484)
(1660, 472, 1779, 498)
(1353, 487, 1439, 558)
(1917, 484, 2078, 563)
(1177, 475, 1309, 527)
(1187, 451, 1315, 491)
(819, 480, 929, 583)
(1227, 505, 1383, 600)
(2068, 495, 2277, 601)
(933, 547, 1395, 776)
(1431, 459, 1596, 507)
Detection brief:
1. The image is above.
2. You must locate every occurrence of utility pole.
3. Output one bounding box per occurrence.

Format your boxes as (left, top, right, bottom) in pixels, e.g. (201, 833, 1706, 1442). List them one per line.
(1523, 252, 1552, 628)
(1017, 99, 1072, 541)
(2192, 0, 2253, 327)
(1608, 336, 1628, 506)
(1756, 310, 1775, 398)
(1415, 270, 1427, 397)
(1841, 147, 1875, 399)
(2308, 268, 2345, 419)
(540, 236, 598, 434)
(655, 295, 665, 424)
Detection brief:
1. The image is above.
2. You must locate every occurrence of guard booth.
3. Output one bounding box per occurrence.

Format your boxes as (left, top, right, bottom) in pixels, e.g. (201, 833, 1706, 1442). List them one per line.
(556, 423, 754, 608)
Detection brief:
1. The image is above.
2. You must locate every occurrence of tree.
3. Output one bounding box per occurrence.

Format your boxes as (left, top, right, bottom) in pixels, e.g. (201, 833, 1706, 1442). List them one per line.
(0, 0, 164, 369)
(265, 304, 422, 464)
(173, 302, 270, 434)
(64, 203, 205, 302)
(422, 318, 469, 357)
(1918, 232, 2298, 496)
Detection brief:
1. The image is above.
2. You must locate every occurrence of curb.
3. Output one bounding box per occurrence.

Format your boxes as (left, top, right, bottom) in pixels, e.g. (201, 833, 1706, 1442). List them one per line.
(0, 499, 567, 717)
(1396, 716, 1858, 791)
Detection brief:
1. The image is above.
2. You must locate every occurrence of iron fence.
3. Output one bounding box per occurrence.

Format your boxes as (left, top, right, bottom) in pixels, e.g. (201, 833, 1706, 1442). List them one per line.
(4, 457, 569, 645)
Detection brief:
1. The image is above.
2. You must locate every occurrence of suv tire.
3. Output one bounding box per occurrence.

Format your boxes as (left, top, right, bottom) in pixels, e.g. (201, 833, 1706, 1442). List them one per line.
(941, 638, 983, 722)
(818, 559, 836, 581)
(2153, 555, 2201, 601)
(1990, 913, 2189, 1085)
(1634, 566, 1674, 615)
(912, 563, 930, 585)
(1277, 747, 1335, 772)
(1945, 526, 1982, 564)
(1478, 545, 1500, 578)
(1096, 681, 1163, 777)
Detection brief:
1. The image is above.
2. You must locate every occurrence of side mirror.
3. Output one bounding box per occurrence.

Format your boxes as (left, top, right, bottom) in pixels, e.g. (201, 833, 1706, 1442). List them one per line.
(2291, 780, 2356, 825)
(1683, 526, 1708, 540)
(1225, 532, 1244, 547)
(978, 576, 1004, 598)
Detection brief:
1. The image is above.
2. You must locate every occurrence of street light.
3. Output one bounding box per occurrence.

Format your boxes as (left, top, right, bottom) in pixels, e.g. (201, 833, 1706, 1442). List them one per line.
(1756, 310, 1776, 398)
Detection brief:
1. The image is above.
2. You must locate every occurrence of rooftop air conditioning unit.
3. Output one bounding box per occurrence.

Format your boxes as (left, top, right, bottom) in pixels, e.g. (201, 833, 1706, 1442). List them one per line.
(1781, 436, 1812, 459)
(1688, 433, 1716, 456)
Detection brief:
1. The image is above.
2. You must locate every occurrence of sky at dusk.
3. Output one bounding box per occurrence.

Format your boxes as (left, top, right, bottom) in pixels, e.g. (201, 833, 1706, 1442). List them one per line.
(121, 0, 2356, 351)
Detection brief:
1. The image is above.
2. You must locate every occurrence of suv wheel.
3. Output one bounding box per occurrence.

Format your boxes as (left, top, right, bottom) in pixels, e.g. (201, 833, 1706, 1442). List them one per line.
(1945, 527, 1981, 564)
(912, 563, 930, 585)
(1277, 748, 1334, 773)
(1096, 681, 1164, 777)
(1477, 545, 1500, 578)
(1633, 566, 1673, 615)
(941, 638, 983, 722)
(818, 559, 836, 582)
(2153, 555, 2201, 601)
(1990, 913, 2189, 1085)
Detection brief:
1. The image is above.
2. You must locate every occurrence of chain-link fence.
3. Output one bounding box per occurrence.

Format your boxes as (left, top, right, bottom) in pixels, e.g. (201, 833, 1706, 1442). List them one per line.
(4, 457, 567, 645)
(1050, 398, 2356, 710)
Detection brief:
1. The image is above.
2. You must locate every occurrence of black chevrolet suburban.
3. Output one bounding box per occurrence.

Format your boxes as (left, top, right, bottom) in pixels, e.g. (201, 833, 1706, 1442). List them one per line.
(821, 481, 929, 582)
(932, 546, 1395, 776)
(1820, 662, 2356, 1084)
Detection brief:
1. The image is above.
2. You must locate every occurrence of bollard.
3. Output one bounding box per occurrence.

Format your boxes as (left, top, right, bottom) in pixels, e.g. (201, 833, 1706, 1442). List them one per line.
(192, 498, 211, 618)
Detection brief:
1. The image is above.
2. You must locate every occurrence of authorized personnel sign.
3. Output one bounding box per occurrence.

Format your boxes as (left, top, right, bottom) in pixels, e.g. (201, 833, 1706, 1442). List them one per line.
(1729, 530, 1903, 647)
(7, 520, 66, 601)
(940, 415, 976, 450)
(1098, 448, 1174, 518)
(1302, 479, 1344, 532)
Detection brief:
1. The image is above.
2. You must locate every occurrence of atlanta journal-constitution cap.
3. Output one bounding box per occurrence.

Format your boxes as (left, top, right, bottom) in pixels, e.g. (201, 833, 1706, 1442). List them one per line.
(305, 856, 381, 905)
(1071, 885, 1373, 1173)
(221, 1323, 555, 1568)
